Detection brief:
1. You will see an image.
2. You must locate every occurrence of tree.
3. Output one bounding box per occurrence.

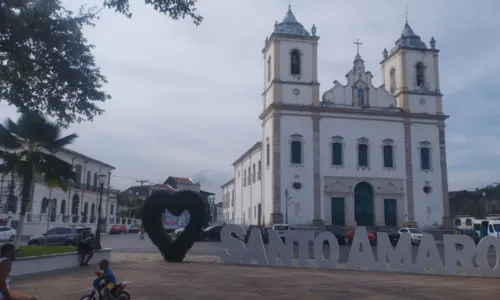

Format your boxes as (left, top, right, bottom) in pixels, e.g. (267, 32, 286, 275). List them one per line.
(0, 111, 77, 248)
(0, 0, 110, 128)
(103, 0, 203, 25)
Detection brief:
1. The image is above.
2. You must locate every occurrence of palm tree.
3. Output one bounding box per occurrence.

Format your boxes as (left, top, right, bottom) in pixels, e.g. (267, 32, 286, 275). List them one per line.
(0, 112, 77, 248)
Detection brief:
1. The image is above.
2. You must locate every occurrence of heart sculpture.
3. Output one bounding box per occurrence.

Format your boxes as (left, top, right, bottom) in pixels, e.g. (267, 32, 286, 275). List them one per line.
(142, 190, 208, 262)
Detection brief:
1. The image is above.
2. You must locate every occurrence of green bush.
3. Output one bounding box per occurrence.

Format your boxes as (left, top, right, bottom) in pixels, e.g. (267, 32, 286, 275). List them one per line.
(16, 246, 77, 258)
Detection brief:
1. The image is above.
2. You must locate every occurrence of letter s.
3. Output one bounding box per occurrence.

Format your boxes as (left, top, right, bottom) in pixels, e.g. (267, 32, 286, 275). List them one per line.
(219, 224, 246, 264)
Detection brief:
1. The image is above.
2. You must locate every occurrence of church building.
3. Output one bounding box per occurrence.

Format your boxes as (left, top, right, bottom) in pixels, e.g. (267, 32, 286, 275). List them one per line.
(221, 6, 450, 228)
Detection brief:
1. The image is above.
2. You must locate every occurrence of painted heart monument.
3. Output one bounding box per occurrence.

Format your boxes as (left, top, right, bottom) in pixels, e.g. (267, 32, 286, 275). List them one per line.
(142, 190, 208, 262)
(219, 224, 500, 277)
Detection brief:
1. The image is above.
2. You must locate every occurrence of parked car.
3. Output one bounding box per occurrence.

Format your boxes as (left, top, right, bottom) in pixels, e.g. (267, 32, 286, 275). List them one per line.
(173, 227, 185, 236)
(398, 227, 424, 244)
(244, 225, 269, 244)
(346, 227, 376, 244)
(324, 225, 346, 245)
(128, 224, 141, 233)
(110, 225, 127, 235)
(272, 224, 291, 240)
(27, 225, 93, 246)
(376, 226, 400, 245)
(0, 226, 16, 242)
(199, 225, 223, 241)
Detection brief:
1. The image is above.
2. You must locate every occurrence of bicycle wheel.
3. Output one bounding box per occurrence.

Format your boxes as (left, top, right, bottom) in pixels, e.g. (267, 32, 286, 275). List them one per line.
(115, 291, 131, 300)
(80, 295, 97, 300)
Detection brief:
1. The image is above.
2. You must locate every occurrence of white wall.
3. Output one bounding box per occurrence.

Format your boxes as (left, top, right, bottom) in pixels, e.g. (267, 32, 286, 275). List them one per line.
(221, 181, 235, 223)
(319, 116, 406, 178)
(411, 122, 444, 227)
(279, 115, 314, 224)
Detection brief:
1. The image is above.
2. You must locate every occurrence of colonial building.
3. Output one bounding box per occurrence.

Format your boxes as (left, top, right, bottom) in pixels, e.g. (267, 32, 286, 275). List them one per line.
(222, 6, 450, 228)
(0, 147, 125, 236)
(221, 178, 235, 223)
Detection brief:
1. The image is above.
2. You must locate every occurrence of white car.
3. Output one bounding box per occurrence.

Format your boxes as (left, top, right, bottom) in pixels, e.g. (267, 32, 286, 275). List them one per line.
(173, 227, 185, 236)
(272, 224, 291, 239)
(398, 227, 424, 244)
(0, 226, 16, 242)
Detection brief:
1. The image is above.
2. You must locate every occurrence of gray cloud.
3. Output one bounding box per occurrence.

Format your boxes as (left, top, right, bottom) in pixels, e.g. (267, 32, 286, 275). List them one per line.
(1, 0, 499, 200)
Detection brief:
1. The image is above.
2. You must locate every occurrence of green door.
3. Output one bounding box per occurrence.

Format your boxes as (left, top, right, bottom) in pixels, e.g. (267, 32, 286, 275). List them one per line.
(354, 182, 374, 226)
(331, 197, 345, 225)
(384, 199, 397, 227)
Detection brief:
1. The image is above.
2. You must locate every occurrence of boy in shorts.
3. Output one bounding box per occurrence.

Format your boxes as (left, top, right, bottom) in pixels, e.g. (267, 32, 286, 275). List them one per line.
(93, 259, 116, 300)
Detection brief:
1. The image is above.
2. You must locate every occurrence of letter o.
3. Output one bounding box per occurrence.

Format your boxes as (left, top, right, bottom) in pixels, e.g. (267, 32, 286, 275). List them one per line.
(476, 236, 500, 277)
(313, 231, 339, 269)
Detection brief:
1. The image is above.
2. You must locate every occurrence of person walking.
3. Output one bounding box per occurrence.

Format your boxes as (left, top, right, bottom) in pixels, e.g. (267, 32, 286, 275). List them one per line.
(139, 225, 145, 240)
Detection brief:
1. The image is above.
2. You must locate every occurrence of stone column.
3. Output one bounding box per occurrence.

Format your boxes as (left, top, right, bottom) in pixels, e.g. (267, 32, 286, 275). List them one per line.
(312, 114, 323, 226)
(271, 114, 283, 225)
(438, 124, 451, 228)
(403, 119, 416, 227)
(345, 192, 356, 226)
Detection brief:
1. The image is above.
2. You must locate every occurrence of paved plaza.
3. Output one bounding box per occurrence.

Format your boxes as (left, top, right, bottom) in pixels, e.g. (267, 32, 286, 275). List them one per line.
(12, 252, 500, 299)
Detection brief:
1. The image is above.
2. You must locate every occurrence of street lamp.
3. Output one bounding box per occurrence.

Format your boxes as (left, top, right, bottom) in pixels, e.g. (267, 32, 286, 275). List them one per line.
(94, 174, 107, 250)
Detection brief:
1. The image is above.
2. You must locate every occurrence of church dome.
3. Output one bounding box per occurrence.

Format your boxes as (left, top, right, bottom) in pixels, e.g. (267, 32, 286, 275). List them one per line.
(390, 21, 427, 53)
(273, 6, 310, 37)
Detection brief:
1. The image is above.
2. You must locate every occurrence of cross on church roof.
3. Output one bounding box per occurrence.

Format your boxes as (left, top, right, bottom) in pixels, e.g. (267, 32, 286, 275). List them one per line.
(353, 38, 363, 55)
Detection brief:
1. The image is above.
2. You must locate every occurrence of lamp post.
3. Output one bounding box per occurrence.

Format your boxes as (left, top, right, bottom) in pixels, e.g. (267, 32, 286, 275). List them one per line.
(95, 174, 107, 250)
(284, 188, 292, 224)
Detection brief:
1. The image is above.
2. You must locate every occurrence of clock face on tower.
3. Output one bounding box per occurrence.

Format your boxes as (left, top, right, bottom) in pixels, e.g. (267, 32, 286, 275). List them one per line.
(293, 88, 300, 96)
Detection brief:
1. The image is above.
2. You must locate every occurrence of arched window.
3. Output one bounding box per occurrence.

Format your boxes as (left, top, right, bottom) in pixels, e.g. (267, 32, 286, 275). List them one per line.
(389, 68, 396, 93)
(419, 141, 432, 171)
(267, 56, 271, 82)
(41, 197, 48, 213)
(252, 164, 256, 182)
(266, 141, 270, 167)
(60, 200, 66, 215)
(357, 88, 365, 106)
(465, 218, 472, 226)
(86, 171, 91, 189)
(357, 137, 369, 168)
(383, 145, 394, 168)
(454, 219, 461, 226)
(74, 164, 82, 184)
(290, 49, 301, 75)
(416, 62, 425, 87)
(290, 134, 303, 165)
(93, 173, 98, 191)
(331, 136, 344, 167)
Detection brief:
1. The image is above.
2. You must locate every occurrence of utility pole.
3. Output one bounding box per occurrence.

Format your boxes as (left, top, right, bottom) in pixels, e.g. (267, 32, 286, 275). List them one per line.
(136, 180, 149, 219)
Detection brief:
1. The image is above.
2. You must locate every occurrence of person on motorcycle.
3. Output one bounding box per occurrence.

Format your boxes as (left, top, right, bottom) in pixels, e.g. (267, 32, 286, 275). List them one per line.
(0, 243, 37, 300)
(93, 259, 116, 300)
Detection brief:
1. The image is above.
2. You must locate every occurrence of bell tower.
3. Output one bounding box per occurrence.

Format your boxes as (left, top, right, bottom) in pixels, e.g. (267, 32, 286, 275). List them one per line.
(380, 20, 442, 115)
(261, 5, 320, 113)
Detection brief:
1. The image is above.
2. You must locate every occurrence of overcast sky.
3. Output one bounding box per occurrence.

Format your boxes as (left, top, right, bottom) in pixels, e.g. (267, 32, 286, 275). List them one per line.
(1, 0, 499, 198)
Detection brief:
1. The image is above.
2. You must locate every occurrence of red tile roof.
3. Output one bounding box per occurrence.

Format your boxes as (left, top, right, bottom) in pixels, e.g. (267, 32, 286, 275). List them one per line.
(151, 184, 177, 193)
(170, 177, 197, 185)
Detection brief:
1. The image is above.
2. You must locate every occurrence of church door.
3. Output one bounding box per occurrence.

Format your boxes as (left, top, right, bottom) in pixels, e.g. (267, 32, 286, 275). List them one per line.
(384, 199, 397, 227)
(331, 197, 345, 226)
(354, 182, 374, 226)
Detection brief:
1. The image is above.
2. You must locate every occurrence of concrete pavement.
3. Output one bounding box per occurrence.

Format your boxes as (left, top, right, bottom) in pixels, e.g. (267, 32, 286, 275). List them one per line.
(12, 253, 500, 299)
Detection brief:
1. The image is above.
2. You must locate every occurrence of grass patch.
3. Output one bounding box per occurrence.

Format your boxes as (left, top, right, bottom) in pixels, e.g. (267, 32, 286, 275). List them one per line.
(16, 246, 77, 258)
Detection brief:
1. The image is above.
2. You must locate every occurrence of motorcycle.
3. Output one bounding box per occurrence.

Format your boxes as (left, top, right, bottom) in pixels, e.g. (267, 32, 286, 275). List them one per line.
(80, 272, 131, 300)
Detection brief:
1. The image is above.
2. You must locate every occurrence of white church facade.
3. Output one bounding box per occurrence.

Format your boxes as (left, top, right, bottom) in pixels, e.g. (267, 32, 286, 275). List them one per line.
(222, 6, 450, 228)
